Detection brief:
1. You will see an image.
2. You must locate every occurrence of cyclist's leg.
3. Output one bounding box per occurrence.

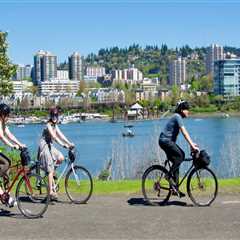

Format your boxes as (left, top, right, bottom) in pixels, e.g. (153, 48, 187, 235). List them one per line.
(159, 140, 184, 185)
(51, 146, 64, 166)
(39, 142, 56, 196)
(168, 144, 185, 186)
(0, 153, 10, 193)
(0, 153, 16, 206)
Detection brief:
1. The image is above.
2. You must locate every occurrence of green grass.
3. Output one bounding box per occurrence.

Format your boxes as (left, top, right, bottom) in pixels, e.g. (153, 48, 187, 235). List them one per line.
(6, 176, 240, 196)
(59, 177, 240, 195)
(92, 178, 240, 195)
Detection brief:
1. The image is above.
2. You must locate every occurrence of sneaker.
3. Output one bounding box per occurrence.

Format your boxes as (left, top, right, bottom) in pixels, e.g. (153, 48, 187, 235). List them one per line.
(7, 196, 17, 208)
(172, 190, 186, 198)
(50, 193, 58, 201)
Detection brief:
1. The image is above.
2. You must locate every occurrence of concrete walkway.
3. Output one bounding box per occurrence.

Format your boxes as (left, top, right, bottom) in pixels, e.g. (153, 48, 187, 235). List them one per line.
(1, 194, 240, 239)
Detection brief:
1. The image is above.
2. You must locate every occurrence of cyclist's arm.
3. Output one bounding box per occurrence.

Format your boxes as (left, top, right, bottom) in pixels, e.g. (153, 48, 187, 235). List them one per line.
(180, 126, 197, 150)
(4, 126, 24, 147)
(0, 126, 17, 148)
(47, 123, 66, 147)
(55, 125, 72, 147)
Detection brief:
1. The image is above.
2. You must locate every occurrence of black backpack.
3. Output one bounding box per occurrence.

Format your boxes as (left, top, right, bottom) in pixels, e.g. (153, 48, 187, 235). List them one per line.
(20, 148, 31, 166)
(194, 150, 210, 168)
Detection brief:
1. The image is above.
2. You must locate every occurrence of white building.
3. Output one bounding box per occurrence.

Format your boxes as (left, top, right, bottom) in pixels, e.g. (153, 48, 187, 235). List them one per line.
(112, 67, 143, 84)
(39, 79, 79, 97)
(169, 57, 186, 85)
(96, 88, 125, 103)
(206, 44, 224, 75)
(135, 80, 158, 101)
(86, 66, 106, 77)
(57, 70, 69, 80)
(12, 80, 34, 99)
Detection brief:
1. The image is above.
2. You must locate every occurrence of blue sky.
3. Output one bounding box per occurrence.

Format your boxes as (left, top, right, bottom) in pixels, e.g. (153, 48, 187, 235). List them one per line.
(1, 0, 240, 64)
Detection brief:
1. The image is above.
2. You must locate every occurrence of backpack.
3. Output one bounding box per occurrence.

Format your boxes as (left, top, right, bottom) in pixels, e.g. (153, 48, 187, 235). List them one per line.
(194, 150, 210, 168)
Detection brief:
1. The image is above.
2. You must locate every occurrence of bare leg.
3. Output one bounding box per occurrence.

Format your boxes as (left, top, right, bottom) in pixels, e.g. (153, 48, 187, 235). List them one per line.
(48, 171, 54, 195)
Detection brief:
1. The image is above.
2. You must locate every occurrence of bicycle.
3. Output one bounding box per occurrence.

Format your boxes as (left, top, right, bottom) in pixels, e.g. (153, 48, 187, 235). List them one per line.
(0, 148, 50, 218)
(30, 147, 93, 204)
(142, 150, 218, 206)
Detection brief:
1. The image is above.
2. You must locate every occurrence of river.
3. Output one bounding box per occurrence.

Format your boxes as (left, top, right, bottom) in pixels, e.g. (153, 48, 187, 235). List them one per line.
(9, 116, 240, 179)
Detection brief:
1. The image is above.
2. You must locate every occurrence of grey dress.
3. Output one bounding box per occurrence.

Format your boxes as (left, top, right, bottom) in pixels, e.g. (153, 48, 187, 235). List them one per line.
(38, 123, 63, 173)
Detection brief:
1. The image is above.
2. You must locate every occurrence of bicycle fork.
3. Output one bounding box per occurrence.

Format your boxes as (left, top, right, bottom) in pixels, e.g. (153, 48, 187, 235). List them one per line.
(71, 164, 80, 186)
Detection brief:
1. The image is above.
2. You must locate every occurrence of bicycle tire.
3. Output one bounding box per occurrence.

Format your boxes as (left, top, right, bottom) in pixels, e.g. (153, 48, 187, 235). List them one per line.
(187, 167, 218, 206)
(142, 165, 171, 206)
(65, 165, 93, 204)
(16, 173, 50, 218)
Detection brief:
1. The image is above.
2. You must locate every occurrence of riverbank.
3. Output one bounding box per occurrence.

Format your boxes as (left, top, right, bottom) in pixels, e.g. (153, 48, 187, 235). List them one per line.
(8, 111, 240, 125)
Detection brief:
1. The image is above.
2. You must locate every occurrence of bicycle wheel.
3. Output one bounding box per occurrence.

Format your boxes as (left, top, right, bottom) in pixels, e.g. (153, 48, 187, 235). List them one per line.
(142, 165, 171, 205)
(16, 173, 50, 218)
(187, 167, 218, 206)
(65, 166, 93, 204)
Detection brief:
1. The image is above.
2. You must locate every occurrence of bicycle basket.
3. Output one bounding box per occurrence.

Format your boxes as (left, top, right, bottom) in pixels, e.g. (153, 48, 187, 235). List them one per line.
(194, 150, 210, 168)
(20, 148, 31, 166)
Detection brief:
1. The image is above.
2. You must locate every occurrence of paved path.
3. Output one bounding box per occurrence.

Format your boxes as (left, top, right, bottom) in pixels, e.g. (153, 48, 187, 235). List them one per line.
(1, 194, 240, 239)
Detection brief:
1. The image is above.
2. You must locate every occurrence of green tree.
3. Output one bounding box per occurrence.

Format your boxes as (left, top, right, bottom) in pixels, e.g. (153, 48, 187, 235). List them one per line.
(0, 32, 15, 97)
(27, 85, 38, 96)
(171, 85, 181, 105)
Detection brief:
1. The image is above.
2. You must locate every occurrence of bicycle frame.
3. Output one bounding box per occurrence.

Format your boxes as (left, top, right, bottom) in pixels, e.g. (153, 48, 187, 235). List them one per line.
(53, 159, 78, 189)
(3, 164, 33, 195)
(165, 158, 195, 188)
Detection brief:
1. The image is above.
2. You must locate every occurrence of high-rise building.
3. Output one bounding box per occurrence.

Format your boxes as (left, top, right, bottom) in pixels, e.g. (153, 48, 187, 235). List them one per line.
(68, 52, 82, 81)
(214, 59, 240, 98)
(13, 64, 33, 80)
(206, 44, 224, 75)
(169, 57, 186, 85)
(33, 50, 57, 84)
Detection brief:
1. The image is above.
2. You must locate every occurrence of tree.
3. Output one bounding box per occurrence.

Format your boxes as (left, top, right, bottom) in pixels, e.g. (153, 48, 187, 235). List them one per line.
(27, 85, 38, 96)
(171, 85, 181, 106)
(77, 80, 86, 96)
(0, 32, 15, 97)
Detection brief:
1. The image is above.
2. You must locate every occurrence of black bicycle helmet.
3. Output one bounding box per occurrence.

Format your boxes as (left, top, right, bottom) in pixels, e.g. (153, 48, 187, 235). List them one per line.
(175, 100, 190, 113)
(0, 103, 10, 117)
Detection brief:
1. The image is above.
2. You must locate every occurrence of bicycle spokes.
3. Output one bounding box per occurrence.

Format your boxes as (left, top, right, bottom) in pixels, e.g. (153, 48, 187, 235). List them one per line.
(16, 173, 50, 218)
(187, 168, 218, 206)
(142, 166, 171, 205)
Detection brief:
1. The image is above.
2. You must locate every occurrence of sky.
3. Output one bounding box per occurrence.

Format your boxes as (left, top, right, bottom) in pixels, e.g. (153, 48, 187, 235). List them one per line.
(0, 0, 240, 64)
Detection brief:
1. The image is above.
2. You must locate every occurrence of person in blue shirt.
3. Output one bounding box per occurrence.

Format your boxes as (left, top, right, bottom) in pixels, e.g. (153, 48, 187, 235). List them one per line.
(159, 100, 199, 197)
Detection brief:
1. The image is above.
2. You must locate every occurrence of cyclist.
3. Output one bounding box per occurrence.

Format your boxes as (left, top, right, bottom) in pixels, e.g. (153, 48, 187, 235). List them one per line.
(159, 100, 199, 197)
(0, 103, 26, 207)
(38, 107, 74, 200)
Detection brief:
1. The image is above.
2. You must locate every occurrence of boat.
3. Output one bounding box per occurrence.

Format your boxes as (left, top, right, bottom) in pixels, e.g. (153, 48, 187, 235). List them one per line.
(222, 113, 230, 118)
(122, 132, 134, 137)
(17, 123, 25, 127)
(122, 125, 135, 137)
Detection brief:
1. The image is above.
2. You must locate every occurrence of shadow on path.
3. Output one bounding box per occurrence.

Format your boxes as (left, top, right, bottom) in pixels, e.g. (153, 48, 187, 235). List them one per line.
(127, 198, 193, 207)
(0, 208, 26, 219)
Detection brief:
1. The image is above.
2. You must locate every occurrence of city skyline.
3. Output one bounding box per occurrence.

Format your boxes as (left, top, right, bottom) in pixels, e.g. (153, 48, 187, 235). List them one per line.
(1, 1, 240, 64)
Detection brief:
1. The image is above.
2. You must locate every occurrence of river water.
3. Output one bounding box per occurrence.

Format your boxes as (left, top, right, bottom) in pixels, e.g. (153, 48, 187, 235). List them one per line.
(9, 116, 240, 179)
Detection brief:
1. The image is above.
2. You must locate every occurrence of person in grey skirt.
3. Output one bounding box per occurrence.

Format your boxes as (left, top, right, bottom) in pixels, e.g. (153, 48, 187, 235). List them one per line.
(38, 107, 74, 199)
